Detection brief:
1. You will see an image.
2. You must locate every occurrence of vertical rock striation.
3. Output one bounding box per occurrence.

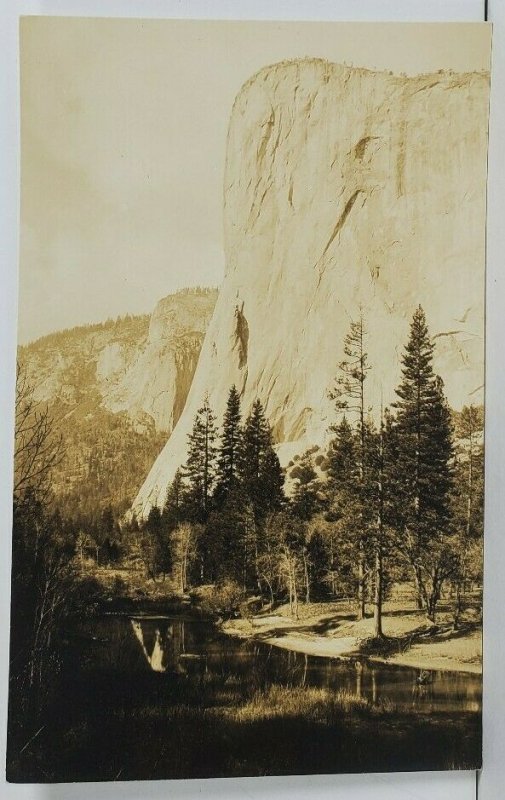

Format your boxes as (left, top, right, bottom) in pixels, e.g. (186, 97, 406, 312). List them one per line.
(21, 287, 217, 434)
(103, 289, 217, 431)
(132, 59, 489, 519)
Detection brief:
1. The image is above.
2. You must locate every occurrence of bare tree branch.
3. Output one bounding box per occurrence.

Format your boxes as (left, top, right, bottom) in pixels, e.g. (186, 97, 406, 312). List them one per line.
(13, 362, 64, 503)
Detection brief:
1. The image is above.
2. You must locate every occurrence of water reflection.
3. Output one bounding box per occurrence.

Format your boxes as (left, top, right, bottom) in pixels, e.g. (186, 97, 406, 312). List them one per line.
(130, 618, 208, 676)
(78, 615, 481, 715)
(131, 620, 170, 673)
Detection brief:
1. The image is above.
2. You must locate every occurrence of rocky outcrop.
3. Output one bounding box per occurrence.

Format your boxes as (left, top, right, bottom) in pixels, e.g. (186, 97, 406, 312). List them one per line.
(132, 59, 489, 519)
(101, 289, 217, 432)
(20, 287, 217, 433)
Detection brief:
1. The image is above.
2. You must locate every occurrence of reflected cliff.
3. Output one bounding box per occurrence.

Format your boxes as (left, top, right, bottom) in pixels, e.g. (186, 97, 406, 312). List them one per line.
(130, 617, 208, 676)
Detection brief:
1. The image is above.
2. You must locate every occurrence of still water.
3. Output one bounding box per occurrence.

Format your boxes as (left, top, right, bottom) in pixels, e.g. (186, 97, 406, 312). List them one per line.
(76, 613, 481, 715)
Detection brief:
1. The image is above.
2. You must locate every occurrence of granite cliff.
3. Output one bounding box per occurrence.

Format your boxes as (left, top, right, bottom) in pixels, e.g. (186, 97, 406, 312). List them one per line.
(132, 59, 489, 519)
(20, 287, 217, 434)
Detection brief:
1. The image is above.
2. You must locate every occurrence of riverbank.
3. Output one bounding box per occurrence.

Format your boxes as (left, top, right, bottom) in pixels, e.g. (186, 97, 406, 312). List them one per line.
(73, 565, 482, 674)
(8, 601, 481, 781)
(221, 600, 482, 675)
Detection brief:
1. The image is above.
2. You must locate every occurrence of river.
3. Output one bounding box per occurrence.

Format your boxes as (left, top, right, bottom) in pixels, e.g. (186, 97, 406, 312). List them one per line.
(75, 613, 481, 715)
(15, 609, 480, 781)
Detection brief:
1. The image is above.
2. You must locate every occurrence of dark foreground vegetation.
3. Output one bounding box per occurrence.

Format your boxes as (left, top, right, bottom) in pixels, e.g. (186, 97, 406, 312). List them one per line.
(7, 616, 481, 783)
(7, 305, 483, 780)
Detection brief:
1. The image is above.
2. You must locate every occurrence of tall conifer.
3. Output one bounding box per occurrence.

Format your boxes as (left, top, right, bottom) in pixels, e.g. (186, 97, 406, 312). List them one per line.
(238, 399, 284, 521)
(215, 386, 242, 504)
(185, 395, 217, 521)
(391, 306, 454, 620)
(330, 315, 371, 619)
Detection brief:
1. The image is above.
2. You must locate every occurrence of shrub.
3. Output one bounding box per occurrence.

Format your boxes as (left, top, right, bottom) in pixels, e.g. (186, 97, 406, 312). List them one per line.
(67, 576, 106, 617)
(111, 575, 127, 596)
(199, 580, 246, 619)
(358, 636, 402, 658)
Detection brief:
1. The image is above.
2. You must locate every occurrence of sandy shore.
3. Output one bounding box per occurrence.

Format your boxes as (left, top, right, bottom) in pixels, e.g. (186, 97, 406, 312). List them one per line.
(222, 602, 482, 675)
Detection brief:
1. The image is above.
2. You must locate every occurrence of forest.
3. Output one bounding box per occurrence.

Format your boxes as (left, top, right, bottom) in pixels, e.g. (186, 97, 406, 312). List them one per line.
(7, 305, 483, 770)
(125, 305, 483, 631)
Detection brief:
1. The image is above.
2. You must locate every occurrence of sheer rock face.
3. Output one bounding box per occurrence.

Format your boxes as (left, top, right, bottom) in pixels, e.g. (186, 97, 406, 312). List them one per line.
(101, 290, 217, 432)
(21, 288, 217, 433)
(132, 59, 489, 519)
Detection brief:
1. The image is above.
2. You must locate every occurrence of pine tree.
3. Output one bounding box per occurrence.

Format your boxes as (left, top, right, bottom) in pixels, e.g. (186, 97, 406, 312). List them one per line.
(324, 417, 364, 607)
(326, 417, 358, 487)
(184, 395, 217, 521)
(330, 315, 371, 620)
(163, 468, 187, 531)
(451, 405, 484, 626)
(456, 405, 484, 541)
(141, 505, 171, 579)
(239, 400, 270, 494)
(326, 414, 371, 618)
(204, 492, 248, 585)
(215, 386, 242, 505)
(330, 313, 371, 471)
(391, 306, 455, 621)
(291, 451, 321, 521)
(363, 409, 391, 638)
(238, 399, 284, 522)
(261, 448, 284, 514)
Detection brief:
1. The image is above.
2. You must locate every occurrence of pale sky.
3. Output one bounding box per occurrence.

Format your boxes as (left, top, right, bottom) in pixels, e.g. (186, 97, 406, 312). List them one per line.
(19, 18, 491, 343)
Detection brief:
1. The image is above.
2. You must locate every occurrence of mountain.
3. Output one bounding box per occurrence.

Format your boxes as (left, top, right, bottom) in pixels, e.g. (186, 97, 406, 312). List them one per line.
(131, 59, 489, 519)
(19, 287, 218, 433)
(18, 287, 217, 516)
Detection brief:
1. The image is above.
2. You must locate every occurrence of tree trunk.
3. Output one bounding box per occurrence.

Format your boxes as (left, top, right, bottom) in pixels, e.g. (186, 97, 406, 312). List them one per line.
(425, 574, 441, 624)
(453, 580, 462, 630)
(291, 560, 299, 620)
(303, 551, 310, 603)
(413, 566, 425, 610)
(373, 544, 383, 638)
(426, 600, 436, 624)
(180, 550, 187, 593)
(357, 541, 366, 620)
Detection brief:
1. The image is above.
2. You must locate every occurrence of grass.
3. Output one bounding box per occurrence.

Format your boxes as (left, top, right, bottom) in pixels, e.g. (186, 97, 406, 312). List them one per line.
(7, 599, 482, 783)
(8, 664, 481, 782)
(232, 684, 389, 723)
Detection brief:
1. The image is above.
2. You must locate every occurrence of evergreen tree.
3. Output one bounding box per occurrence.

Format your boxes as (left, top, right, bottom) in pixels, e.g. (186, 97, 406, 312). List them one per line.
(391, 306, 455, 621)
(291, 450, 322, 521)
(215, 386, 242, 505)
(330, 317, 371, 619)
(306, 528, 331, 599)
(363, 410, 392, 638)
(326, 415, 372, 617)
(330, 313, 371, 472)
(163, 468, 188, 531)
(326, 417, 358, 487)
(238, 399, 284, 521)
(260, 448, 285, 514)
(145, 505, 163, 538)
(142, 505, 172, 578)
(451, 405, 484, 626)
(184, 396, 217, 521)
(204, 491, 248, 585)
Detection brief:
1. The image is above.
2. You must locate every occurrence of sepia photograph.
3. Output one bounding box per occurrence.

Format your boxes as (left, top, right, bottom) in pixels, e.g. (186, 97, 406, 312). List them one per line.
(7, 17, 491, 783)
